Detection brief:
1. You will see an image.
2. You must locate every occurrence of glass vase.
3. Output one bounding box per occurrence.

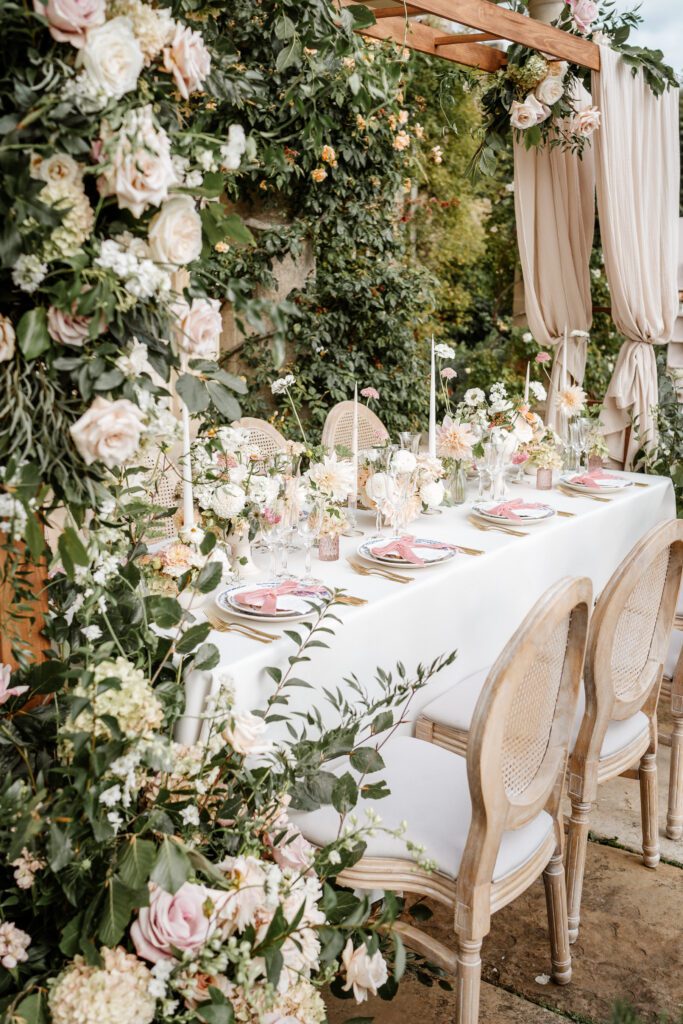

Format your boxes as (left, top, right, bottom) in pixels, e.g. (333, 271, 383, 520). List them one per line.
(536, 467, 553, 490)
(318, 533, 340, 562)
(448, 464, 467, 505)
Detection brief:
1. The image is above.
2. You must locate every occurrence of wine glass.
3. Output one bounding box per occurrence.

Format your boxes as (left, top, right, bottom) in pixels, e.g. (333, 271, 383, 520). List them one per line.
(298, 499, 325, 583)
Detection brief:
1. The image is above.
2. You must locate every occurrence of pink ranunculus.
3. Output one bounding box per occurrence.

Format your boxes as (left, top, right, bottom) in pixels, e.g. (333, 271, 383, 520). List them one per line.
(131, 882, 225, 964)
(567, 0, 598, 34)
(33, 0, 105, 49)
(47, 305, 92, 347)
(535, 352, 551, 364)
(0, 665, 28, 706)
(360, 386, 379, 400)
(441, 367, 457, 380)
(162, 22, 211, 100)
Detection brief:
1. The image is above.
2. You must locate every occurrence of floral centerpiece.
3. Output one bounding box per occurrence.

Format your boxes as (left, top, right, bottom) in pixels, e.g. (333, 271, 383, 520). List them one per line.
(304, 452, 354, 559)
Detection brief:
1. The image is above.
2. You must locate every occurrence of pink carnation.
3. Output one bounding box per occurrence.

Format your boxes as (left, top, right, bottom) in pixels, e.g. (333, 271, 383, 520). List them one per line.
(441, 367, 457, 380)
(535, 352, 551, 364)
(360, 386, 379, 400)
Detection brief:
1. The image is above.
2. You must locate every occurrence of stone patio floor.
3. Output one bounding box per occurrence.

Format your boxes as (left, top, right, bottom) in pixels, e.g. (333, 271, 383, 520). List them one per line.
(324, 732, 683, 1024)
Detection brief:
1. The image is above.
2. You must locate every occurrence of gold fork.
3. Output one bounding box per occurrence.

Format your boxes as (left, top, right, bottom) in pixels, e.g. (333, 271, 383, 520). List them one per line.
(346, 557, 413, 584)
(336, 594, 368, 606)
(557, 485, 612, 504)
(468, 516, 528, 538)
(206, 614, 277, 643)
(455, 545, 485, 556)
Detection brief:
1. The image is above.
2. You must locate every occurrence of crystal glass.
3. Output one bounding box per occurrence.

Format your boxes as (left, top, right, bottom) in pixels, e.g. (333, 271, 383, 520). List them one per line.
(298, 500, 324, 582)
(398, 431, 422, 454)
(565, 420, 583, 474)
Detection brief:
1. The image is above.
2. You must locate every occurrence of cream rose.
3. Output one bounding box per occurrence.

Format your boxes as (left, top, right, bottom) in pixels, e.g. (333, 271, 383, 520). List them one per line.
(80, 17, 143, 100)
(70, 396, 145, 468)
(510, 93, 550, 130)
(535, 75, 564, 106)
(223, 710, 273, 756)
(341, 940, 388, 1002)
(131, 883, 225, 964)
(148, 195, 202, 267)
(162, 22, 211, 100)
(34, 152, 82, 186)
(33, 0, 105, 48)
(0, 315, 16, 363)
(47, 305, 92, 347)
(172, 297, 222, 361)
(574, 105, 601, 137)
(98, 106, 177, 218)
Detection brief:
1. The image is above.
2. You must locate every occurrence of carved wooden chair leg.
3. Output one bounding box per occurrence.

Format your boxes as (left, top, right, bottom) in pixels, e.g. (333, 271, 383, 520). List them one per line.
(667, 693, 683, 840)
(542, 847, 572, 984)
(455, 936, 483, 1024)
(564, 798, 591, 943)
(639, 751, 660, 867)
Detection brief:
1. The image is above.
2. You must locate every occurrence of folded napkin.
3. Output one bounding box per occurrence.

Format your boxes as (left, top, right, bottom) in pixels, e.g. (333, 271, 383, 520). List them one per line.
(569, 469, 620, 488)
(235, 581, 324, 615)
(370, 536, 453, 565)
(484, 499, 547, 522)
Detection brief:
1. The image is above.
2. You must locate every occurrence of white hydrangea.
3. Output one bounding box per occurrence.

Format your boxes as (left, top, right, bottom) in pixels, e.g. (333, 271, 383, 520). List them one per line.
(12, 254, 47, 293)
(61, 71, 110, 114)
(41, 177, 95, 258)
(220, 124, 247, 171)
(95, 235, 171, 300)
(68, 656, 164, 741)
(48, 947, 155, 1024)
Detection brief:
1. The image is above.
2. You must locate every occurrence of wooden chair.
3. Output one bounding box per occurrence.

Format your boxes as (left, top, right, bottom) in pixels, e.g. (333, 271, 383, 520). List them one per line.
(293, 577, 592, 1024)
(321, 400, 389, 451)
(234, 417, 288, 460)
(662, 609, 683, 840)
(416, 521, 683, 943)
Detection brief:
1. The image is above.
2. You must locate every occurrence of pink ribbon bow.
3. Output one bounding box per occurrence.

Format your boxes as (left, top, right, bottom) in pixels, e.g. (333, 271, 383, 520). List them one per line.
(371, 536, 453, 564)
(485, 498, 546, 521)
(569, 469, 619, 489)
(236, 581, 321, 615)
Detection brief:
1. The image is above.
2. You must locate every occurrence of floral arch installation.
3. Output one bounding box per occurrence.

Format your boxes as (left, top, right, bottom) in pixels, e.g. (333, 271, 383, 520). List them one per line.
(340, 0, 601, 70)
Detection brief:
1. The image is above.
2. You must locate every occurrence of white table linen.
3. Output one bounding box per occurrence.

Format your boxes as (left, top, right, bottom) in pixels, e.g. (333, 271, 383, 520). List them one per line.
(175, 473, 676, 746)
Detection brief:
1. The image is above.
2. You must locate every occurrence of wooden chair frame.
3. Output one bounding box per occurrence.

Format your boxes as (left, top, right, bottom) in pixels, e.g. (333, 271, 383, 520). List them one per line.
(336, 576, 592, 1024)
(665, 623, 683, 839)
(565, 519, 683, 941)
(320, 400, 389, 451)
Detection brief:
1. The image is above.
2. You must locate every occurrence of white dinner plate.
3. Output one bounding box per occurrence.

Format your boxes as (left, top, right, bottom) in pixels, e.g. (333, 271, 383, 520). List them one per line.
(559, 472, 633, 495)
(358, 535, 458, 568)
(472, 501, 555, 526)
(215, 579, 334, 623)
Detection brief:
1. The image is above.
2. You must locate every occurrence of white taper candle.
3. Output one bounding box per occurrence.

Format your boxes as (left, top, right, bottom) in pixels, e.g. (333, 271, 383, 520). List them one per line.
(428, 336, 436, 458)
(524, 361, 530, 403)
(352, 382, 359, 502)
(562, 324, 568, 390)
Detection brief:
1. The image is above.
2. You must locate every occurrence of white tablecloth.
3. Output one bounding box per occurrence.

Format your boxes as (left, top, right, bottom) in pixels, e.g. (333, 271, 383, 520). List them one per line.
(175, 472, 676, 745)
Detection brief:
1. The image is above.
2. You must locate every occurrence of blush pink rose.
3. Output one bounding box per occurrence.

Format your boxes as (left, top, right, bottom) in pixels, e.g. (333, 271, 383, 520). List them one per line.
(69, 396, 144, 469)
(131, 883, 224, 964)
(568, 0, 598, 34)
(573, 105, 601, 137)
(47, 305, 92, 347)
(33, 0, 105, 48)
(162, 23, 211, 100)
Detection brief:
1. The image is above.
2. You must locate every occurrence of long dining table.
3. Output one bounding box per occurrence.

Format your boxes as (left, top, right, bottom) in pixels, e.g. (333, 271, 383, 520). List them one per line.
(175, 471, 676, 746)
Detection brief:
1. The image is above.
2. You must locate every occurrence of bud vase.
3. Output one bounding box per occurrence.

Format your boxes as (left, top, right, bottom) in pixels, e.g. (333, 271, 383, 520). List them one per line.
(230, 532, 259, 578)
(536, 467, 553, 490)
(318, 533, 340, 562)
(448, 464, 467, 506)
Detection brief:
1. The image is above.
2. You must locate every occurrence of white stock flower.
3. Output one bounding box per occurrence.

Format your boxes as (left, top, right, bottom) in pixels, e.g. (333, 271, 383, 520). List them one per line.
(220, 124, 247, 171)
(148, 195, 202, 267)
(98, 106, 176, 218)
(0, 314, 16, 362)
(162, 22, 211, 99)
(529, 380, 547, 402)
(223, 710, 273, 756)
(80, 17, 143, 100)
(535, 75, 564, 106)
(341, 940, 388, 1002)
(70, 396, 145, 468)
(172, 297, 222, 360)
(116, 338, 151, 377)
(12, 254, 47, 294)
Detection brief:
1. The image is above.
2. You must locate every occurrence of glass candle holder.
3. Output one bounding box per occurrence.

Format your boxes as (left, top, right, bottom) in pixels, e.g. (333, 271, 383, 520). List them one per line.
(536, 467, 553, 490)
(318, 533, 340, 562)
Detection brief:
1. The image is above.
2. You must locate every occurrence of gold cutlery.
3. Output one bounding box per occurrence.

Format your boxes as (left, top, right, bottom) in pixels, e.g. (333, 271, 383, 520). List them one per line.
(336, 595, 368, 606)
(634, 482, 649, 488)
(468, 516, 528, 538)
(206, 614, 277, 643)
(346, 557, 413, 584)
(557, 485, 611, 503)
(556, 510, 576, 518)
(455, 545, 485, 556)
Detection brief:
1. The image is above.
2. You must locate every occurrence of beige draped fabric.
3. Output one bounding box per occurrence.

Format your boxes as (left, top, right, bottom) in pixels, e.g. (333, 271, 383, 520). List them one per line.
(592, 46, 680, 467)
(513, 83, 595, 430)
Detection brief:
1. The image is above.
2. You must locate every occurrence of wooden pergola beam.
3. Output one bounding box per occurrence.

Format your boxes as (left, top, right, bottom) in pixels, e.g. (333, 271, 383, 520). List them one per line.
(345, 0, 600, 71)
(434, 31, 501, 45)
(362, 16, 507, 71)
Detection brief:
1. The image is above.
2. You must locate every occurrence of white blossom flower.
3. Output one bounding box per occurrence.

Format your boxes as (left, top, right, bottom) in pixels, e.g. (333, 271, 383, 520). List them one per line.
(11, 848, 46, 890)
(12, 254, 47, 293)
(529, 380, 547, 402)
(271, 374, 296, 395)
(341, 940, 388, 1002)
(220, 124, 247, 172)
(463, 387, 485, 406)
(0, 922, 31, 970)
(434, 342, 455, 359)
(81, 624, 102, 641)
(99, 784, 122, 807)
(79, 16, 143, 100)
(116, 338, 151, 378)
(0, 494, 27, 540)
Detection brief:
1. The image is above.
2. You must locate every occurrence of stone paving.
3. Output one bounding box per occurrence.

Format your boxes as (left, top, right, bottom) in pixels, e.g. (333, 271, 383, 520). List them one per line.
(325, 738, 683, 1024)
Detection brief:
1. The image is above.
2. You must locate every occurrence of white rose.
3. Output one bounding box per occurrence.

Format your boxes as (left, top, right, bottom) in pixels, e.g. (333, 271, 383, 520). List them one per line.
(172, 297, 222, 361)
(420, 480, 444, 509)
(547, 60, 568, 80)
(210, 483, 246, 520)
(392, 449, 416, 474)
(573, 106, 601, 137)
(47, 305, 92, 347)
(35, 152, 82, 186)
(148, 195, 202, 267)
(510, 94, 550, 130)
(162, 22, 211, 100)
(341, 940, 388, 1003)
(535, 75, 564, 106)
(98, 106, 177, 218)
(70, 396, 145, 468)
(80, 17, 143, 100)
(0, 315, 16, 363)
(512, 415, 534, 443)
(223, 711, 273, 756)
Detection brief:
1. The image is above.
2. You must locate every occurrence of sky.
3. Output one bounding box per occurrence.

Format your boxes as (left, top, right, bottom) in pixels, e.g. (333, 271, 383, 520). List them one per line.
(614, 0, 682, 72)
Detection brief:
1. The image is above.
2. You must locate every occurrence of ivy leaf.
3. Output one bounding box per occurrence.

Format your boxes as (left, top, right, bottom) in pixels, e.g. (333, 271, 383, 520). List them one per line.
(348, 72, 361, 95)
(17, 307, 50, 360)
(176, 372, 210, 413)
(348, 2, 376, 27)
(207, 380, 242, 420)
(145, 595, 182, 629)
(151, 836, 191, 894)
(274, 14, 296, 39)
(276, 37, 302, 72)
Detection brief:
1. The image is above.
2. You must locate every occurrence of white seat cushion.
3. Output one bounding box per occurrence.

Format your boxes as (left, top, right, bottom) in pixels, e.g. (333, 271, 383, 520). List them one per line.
(665, 628, 683, 681)
(291, 736, 553, 883)
(419, 666, 490, 733)
(420, 665, 648, 763)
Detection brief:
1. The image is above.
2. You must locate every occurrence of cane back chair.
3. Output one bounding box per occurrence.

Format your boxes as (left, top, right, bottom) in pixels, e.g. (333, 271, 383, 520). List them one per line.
(233, 417, 288, 460)
(293, 576, 592, 1024)
(321, 400, 389, 451)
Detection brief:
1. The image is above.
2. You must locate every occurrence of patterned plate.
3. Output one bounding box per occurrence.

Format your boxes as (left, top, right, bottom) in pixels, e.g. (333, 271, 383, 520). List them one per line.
(216, 579, 333, 623)
(472, 501, 555, 526)
(358, 535, 458, 568)
(559, 473, 633, 495)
